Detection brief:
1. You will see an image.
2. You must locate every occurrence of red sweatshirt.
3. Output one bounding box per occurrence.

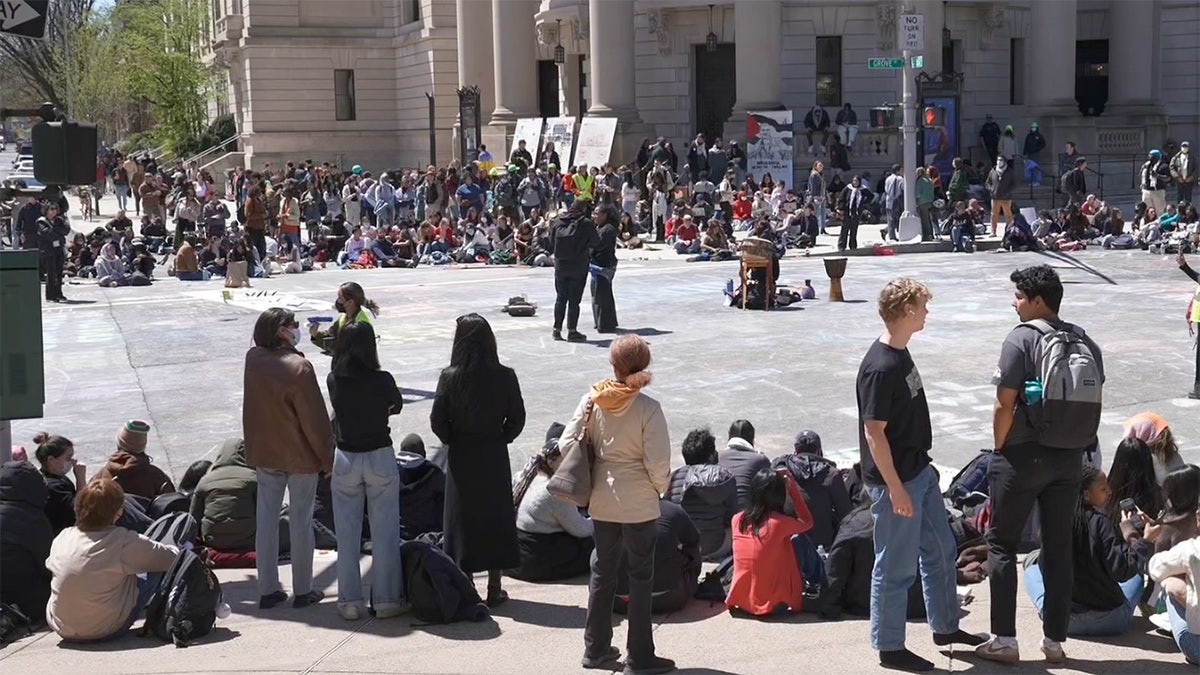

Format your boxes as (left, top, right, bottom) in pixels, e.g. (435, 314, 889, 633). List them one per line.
(725, 475, 814, 616)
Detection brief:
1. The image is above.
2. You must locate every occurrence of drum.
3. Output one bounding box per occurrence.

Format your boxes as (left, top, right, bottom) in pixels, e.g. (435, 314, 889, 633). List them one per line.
(738, 236, 775, 259)
(823, 257, 847, 301)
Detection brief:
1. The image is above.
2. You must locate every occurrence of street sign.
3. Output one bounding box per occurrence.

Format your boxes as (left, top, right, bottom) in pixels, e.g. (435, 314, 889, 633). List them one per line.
(901, 13, 924, 51)
(910, 55, 924, 69)
(869, 58, 905, 70)
(0, 0, 48, 40)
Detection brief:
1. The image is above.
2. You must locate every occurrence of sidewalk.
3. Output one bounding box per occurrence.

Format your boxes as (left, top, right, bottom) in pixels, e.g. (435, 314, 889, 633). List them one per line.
(0, 551, 1187, 674)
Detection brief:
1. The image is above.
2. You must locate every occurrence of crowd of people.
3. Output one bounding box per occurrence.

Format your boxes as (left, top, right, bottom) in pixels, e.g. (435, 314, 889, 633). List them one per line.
(2, 256, 1198, 672)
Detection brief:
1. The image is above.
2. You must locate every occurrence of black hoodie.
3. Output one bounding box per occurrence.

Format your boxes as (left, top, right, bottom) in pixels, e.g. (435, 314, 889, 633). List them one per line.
(665, 464, 737, 559)
(0, 461, 54, 619)
(773, 453, 853, 549)
(551, 202, 599, 271)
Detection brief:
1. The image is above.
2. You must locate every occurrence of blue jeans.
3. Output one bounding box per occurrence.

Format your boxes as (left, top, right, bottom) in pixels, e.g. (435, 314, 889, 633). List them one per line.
(332, 447, 404, 612)
(866, 465, 959, 651)
(255, 468, 318, 598)
(1168, 596, 1200, 664)
(951, 223, 976, 251)
(1025, 564, 1141, 636)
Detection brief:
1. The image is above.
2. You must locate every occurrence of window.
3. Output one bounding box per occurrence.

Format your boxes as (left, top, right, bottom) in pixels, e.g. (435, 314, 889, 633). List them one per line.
(1009, 38, 1025, 105)
(404, 0, 422, 25)
(334, 69, 356, 121)
(815, 37, 842, 107)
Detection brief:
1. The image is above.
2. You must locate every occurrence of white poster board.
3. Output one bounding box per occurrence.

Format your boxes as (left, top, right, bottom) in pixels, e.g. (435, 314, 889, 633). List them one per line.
(512, 118, 544, 164)
(745, 111, 794, 185)
(541, 117, 577, 169)
(571, 117, 618, 168)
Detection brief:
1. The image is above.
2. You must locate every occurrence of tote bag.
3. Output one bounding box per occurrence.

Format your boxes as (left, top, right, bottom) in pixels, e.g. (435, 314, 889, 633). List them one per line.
(547, 399, 596, 508)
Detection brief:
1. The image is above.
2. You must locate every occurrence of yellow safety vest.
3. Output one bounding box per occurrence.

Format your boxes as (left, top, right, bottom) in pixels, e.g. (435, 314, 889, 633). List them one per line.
(337, 308, 375, 331)
(1191, 286, 1200, 323)
(576, 174, 595, 200)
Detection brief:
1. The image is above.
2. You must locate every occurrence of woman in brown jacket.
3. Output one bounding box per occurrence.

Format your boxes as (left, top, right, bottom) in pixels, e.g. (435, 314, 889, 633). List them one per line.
(243, 307, 335, 610)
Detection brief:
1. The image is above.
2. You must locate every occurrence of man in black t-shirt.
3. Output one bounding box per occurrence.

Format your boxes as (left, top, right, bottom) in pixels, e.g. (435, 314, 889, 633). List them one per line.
(977, 265, 1104, 665)
(856, 278, 983, 672)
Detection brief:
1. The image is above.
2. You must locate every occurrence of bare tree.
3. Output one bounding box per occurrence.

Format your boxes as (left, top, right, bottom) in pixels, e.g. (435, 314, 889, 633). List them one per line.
(0, 0, 99, 112)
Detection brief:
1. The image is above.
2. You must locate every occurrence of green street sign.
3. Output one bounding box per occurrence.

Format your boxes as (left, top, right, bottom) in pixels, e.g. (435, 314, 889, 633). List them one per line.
(910, 55, 924, 68)
(868, 58, 905, 69)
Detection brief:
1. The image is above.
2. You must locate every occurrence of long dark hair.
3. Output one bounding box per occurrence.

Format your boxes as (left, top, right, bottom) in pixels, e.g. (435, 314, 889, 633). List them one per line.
(1162, 464, 1200, 519)
(339, 281, 380, 317)
(1073, 464, 1104, 553)
(1107, 438, 1162, 521)
(445, 313, 501, 397)
(332, 321, 380, 373)
(738, 468, 787, 538)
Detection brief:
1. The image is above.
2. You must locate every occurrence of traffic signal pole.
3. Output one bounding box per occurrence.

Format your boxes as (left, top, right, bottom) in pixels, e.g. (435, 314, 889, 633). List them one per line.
(899, 47, 921, 241)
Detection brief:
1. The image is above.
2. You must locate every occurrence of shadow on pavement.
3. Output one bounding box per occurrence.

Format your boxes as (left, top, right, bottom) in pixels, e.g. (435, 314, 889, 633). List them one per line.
(488, 596, 588, 629)
(54, 626, 240, 652)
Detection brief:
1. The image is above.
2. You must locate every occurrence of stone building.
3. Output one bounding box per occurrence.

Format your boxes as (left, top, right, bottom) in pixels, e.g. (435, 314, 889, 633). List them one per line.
(203, 0, 1198, 181)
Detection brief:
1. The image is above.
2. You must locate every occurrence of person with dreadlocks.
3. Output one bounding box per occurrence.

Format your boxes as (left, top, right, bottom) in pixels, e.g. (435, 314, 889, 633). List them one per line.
(508, 422, 594, 583)
(1023, 463, 1152, 636)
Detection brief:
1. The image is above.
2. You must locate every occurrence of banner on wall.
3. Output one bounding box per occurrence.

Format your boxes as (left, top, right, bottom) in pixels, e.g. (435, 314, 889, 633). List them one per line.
(571, 117, 618, 168)
(542, 117, 577, 168)
(512, 118, 544, 165)
(746, 111, 794, 184)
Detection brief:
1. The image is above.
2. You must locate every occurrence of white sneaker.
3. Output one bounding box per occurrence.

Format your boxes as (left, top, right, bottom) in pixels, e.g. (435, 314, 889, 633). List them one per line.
(1040, 638, 1066, 664)
(337, 603, 362, 621)
(976, 637, 1020, 663)
(374, 601, 413, 619)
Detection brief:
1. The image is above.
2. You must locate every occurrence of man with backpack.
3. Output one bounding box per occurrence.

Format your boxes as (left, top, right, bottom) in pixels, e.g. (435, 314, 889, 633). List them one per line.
(977, 265, 1104, 664)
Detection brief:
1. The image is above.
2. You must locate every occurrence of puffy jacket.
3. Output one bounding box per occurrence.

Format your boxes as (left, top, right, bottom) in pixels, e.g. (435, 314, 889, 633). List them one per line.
(399, 451, 446, 540)
(717, 439, 770, 510)
(190, 439, 256, 551)
(665, 464, 737, 559)
(91, 450, 175, 501)
(772, 453, 853, 549)
(986, 165, 1016, 200)
(821, 504, 925, 619)
(0, 461, 54, 619)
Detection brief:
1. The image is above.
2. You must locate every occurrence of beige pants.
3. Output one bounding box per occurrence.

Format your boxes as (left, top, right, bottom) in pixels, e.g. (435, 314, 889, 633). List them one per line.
(1142, 189, 1167, 216)
(991, 199, 1014, 234)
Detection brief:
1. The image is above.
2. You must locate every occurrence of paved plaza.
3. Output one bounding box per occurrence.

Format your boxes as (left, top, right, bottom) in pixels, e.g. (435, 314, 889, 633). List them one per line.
(4, 200, 1199, 673)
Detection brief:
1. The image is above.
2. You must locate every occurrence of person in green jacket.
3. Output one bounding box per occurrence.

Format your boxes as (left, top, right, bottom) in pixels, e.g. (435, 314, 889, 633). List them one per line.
(309, 281, 381, 355)
(190, 438, 257, 553)
(916, 167, 937, 241)
(948, 158, 970, 204)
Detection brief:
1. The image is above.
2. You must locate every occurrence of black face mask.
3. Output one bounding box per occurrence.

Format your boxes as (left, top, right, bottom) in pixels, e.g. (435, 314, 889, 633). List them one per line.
(334, 300, 346, 313)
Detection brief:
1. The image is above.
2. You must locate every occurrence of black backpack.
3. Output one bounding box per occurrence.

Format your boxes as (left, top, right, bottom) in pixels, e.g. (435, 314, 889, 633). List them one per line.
(140, 548, 222, 647)
(0, 602, 33, 645)
(400, 540, 488, 624)
(694, 555, 735, 602)
(143, 512, 199, 548)
(149, 492, 191, 519)
(944, 450, 994, 509)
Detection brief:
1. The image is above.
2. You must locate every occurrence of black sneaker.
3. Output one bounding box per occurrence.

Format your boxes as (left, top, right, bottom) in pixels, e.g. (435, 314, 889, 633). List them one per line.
(567, 331, 587, 343)
(259, 590, 288, 609)
(623, 656, 675, 675)
(582, 646, 621, 669)
(879, 648, 934, 672)
(552, 329, 564, 341)
(293, 590, 325, 608)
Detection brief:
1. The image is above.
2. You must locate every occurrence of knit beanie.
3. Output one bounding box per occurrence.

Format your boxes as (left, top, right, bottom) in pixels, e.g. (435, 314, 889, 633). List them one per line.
(399, 433, 425, 458)
(116, 420, 151, 454)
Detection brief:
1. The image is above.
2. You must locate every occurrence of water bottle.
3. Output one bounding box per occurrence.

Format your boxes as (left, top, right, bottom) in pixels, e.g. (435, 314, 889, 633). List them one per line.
(725, 278, 734, 295)
(1024, 379, 1044, 405)
(216, 601, 232, 620)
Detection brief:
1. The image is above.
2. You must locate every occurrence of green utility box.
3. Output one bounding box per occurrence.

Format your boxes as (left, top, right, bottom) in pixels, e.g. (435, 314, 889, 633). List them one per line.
(0, 250, 45, 420)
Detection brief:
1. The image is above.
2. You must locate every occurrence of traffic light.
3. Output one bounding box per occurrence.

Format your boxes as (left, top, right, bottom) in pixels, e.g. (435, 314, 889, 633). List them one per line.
(870, 106, 897, 129)
(922, 106, 946, 128)
(32, 120, 98, 186)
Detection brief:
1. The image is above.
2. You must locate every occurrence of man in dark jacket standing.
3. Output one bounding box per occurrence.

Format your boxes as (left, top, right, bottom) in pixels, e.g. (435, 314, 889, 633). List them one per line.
(16, 194, 42, 251)
(550, 199, 599, 342)
(985, 157, 1016, 237)
(38, 202, 71, 302)
(1061, 157, 1088, 208)
(773, 430, 853, 549)
(666, 428, 737, 561)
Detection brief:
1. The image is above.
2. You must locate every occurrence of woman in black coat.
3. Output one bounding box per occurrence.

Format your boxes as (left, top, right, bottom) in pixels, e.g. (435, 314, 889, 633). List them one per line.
(590, 204, 620, 334)
(0, 461, 54, 623)
(431, 313, 526, 606)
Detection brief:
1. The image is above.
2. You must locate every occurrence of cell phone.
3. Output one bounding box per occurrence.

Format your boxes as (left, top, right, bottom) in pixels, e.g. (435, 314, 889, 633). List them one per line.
(1119, 498, 1144, 528)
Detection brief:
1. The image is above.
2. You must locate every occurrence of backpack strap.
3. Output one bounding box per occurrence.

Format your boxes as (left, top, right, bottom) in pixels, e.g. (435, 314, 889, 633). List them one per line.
(1018, 318, 1055, 335)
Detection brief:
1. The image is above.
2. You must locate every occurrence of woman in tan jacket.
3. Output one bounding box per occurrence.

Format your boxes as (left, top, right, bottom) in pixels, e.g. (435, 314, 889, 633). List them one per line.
(560, 335, 674, 674)
(243, 307, 335, 610)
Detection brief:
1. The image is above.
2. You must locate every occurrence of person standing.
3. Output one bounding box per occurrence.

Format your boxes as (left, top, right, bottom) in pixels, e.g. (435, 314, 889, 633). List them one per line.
(309, 281, 380, 355)
(1171, 141, 1196, 206)
(430, 313, 526, 607)
(38, 202, 70, 303)
(979, 115, 1001, 166)
(883, 166, 904, 242)
(838, 175, 871, 251)
(560, 335, 673, 674)
(327, 321, 408, 621)
(1142, 150, 1171, 216)
(551, 199, 600, 342)
(977, 265, 1105, 664)
(243, 307, 335, 610)
(1178, 253, 1200, 399)
(986, 158, 1016, 237)
(857, 278, 983, 672)
(590, 204, 619, 334)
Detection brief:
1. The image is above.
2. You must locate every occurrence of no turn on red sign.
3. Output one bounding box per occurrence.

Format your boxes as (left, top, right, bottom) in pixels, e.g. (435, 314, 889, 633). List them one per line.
(901, 13, 924, 52)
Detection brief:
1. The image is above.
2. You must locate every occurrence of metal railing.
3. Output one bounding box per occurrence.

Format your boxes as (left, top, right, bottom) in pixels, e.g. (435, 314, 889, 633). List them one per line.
(184, 134, 240, 168)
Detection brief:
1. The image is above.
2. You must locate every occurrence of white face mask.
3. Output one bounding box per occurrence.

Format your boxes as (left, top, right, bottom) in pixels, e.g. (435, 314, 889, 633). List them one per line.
(291, 327, 302, 346)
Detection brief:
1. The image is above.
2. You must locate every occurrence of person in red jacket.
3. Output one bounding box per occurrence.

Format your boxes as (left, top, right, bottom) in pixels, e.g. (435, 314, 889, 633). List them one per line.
(726, 467, 815, 616)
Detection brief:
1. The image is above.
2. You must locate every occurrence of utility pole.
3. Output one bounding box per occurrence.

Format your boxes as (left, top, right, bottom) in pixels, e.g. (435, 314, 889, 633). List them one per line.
(897, 7, 924, 241)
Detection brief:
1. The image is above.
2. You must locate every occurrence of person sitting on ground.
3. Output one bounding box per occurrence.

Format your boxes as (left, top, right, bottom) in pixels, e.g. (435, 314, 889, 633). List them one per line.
(672, 215, 700, 254)
(147, 459, 211, 518)
(819, 499, 927, 621)
(1124, 412, 1186, 485)
(95, 243, 131, 287)
(1149, 510, 1200, 665)
(1024, 464, 1150, 637)
(397, 433, 445, 540)
(172, 234, 202, 280)
(32, 432, 87, 534)
(509, 423, 594, 583)
(719, 419, 770, 509)
(725, 467, 816, 616)
(0, 461, 54, 625)
(45, 478, 180, 642)
(697, 221, 734, 261)
(91, 420, 175, 501)
(616, 212, 643, 249)
(189, 438, 258, 567)
(771, 430, 852, 550)
(1153, 465, 1200, 555)
(1108, 437, 1165, 524)
(615, 498, 701, 615)
(666, 428, 737, 561)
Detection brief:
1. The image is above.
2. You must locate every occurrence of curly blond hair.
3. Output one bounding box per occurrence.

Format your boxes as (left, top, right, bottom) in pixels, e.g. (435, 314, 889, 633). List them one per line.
(877, 277, 932, 323)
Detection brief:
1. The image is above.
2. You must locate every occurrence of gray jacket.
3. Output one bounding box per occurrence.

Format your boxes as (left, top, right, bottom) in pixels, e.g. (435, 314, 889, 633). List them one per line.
(665, 464, 737, 558)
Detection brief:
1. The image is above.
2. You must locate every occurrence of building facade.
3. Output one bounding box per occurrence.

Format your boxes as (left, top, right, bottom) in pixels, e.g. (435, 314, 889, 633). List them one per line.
(204, 0, 1199, 177)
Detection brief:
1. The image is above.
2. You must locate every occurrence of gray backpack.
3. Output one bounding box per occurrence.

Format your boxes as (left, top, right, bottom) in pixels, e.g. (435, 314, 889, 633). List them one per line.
(1021, 319, 1103, 449)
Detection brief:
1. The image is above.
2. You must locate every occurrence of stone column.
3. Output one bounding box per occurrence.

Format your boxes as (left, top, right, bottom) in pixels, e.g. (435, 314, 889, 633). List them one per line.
(585, 0, 647, 166)
(1028, 0, 1076, 110)
(455, 0, 494, 162)
(1108, 0, 1158, 108)
(730, 0, 782, 114)
(489, 0, 539, 125)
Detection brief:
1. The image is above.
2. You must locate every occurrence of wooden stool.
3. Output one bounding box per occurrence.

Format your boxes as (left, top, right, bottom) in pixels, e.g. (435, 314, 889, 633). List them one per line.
(740, 253, 776, 310)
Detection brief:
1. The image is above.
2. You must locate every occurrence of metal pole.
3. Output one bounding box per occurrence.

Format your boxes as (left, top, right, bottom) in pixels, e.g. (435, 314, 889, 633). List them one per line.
(899, 48, 921, 241)
(426, 93, 436, 166)
(1, 420, 12, 464)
